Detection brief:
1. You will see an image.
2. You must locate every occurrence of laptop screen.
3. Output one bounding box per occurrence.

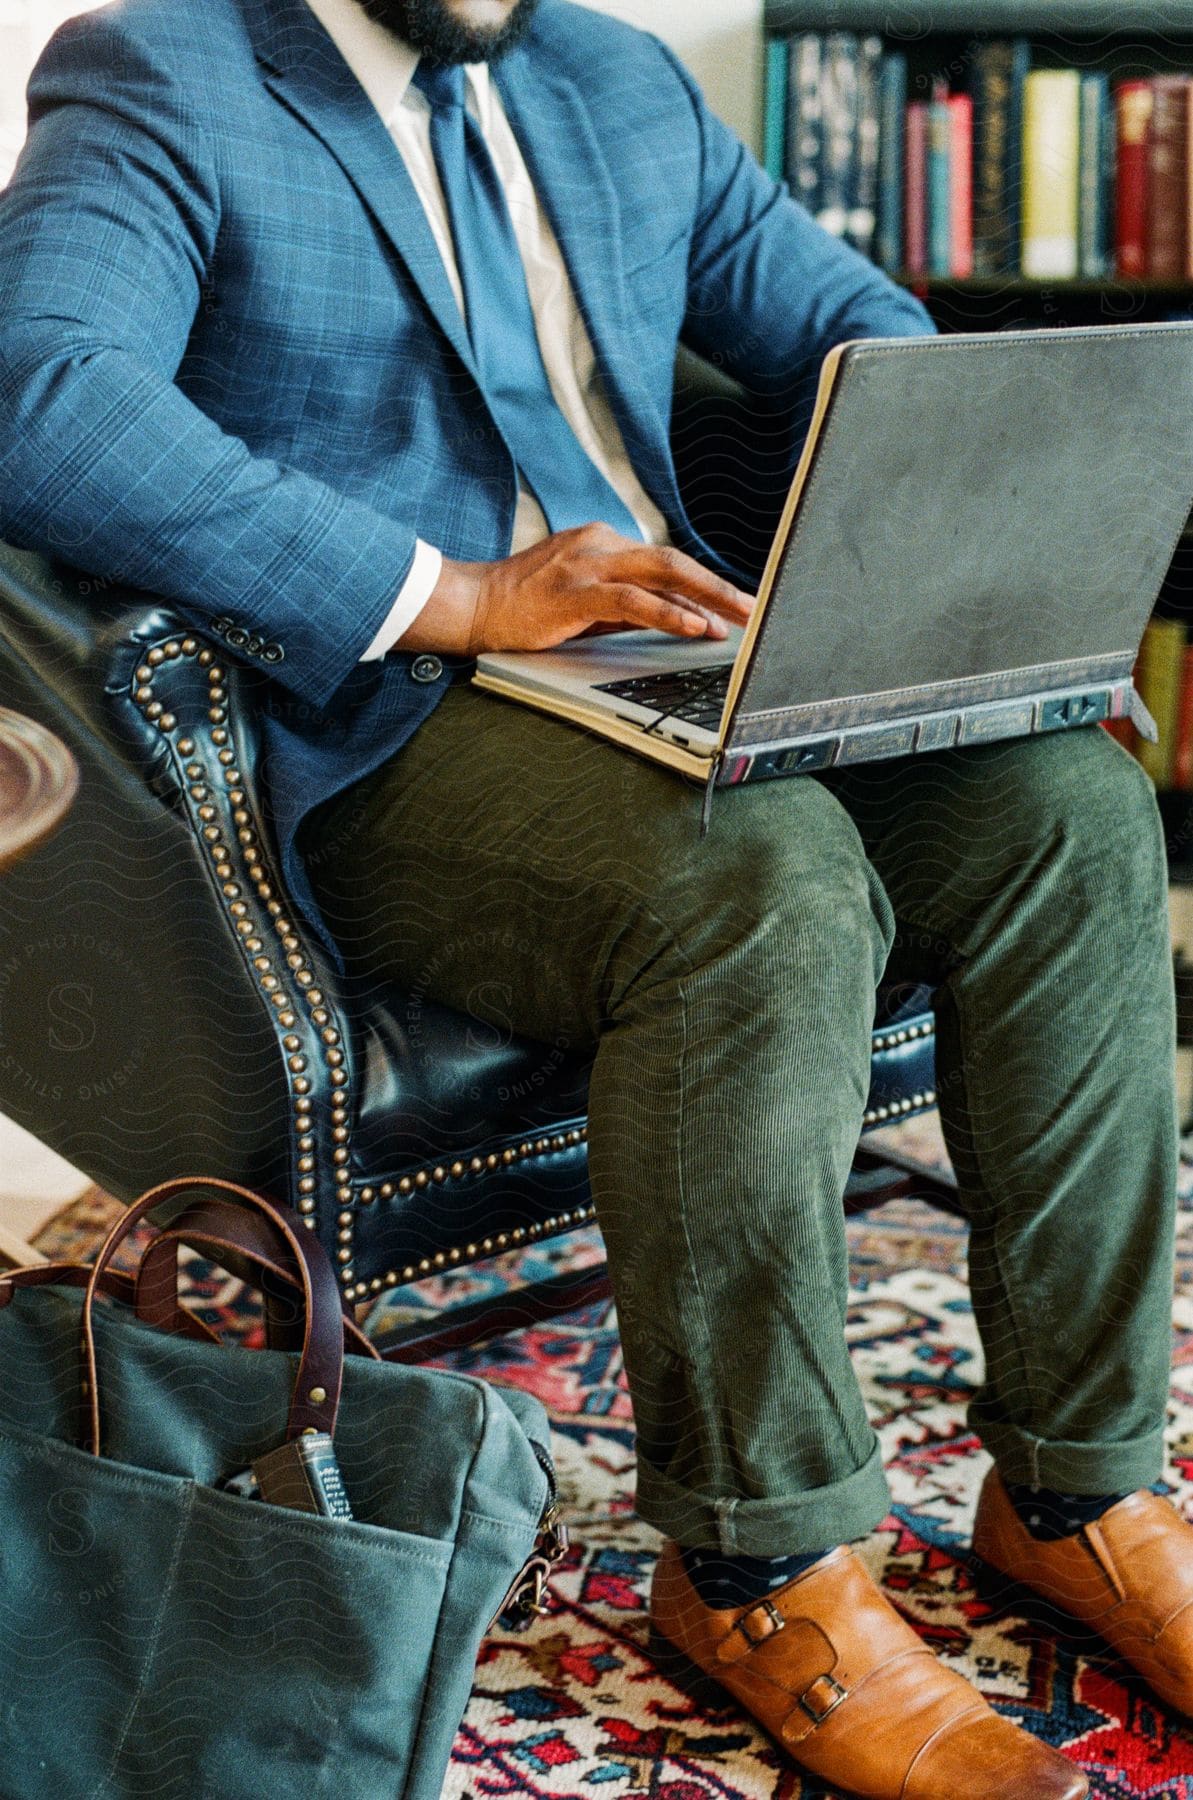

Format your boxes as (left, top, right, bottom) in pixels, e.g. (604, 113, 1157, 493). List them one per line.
(728, 327, 1193, 741)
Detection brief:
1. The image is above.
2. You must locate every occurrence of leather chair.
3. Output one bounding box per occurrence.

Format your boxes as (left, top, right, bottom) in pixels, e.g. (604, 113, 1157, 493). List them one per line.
(0, 352, 950, 1354)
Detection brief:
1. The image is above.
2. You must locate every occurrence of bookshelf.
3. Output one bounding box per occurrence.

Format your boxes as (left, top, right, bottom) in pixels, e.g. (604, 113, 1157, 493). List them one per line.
(766, 1, 1193, 28)
(763, 0, 1193, 858)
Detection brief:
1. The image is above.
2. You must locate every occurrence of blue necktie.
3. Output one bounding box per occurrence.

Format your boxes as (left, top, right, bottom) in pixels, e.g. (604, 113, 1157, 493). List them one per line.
(413, 60, 644, 540)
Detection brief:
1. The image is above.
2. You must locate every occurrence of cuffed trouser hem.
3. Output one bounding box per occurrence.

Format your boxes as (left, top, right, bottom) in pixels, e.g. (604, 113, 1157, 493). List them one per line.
(634, 1436, 891, 1555)
(974, 1410, 1168, 1494)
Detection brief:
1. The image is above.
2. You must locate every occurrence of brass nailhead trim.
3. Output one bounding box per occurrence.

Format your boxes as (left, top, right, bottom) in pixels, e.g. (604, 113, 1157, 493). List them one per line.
(130, 634, 358, 1280)
(342, 1144, 594, 1300)
(367, 1125, 587, 1210)
(872, 1020, 935, 1054)
(342, 1191, 597, 1302)
(862, 1086, 937, 1128)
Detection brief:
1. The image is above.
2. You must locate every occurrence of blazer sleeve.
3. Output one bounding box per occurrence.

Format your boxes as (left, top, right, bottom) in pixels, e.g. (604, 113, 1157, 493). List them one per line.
(0, 13, 418, 712)
(657, 40, 935, 410)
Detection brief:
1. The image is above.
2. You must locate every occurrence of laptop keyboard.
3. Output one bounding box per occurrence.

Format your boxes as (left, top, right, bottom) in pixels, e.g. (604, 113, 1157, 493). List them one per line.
(595, 662, 733, 730)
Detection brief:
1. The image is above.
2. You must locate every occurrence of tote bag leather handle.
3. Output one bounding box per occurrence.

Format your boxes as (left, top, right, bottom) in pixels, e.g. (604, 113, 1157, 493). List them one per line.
(80, 1177, 347, 1456)
(134, 1197, 381, 1362)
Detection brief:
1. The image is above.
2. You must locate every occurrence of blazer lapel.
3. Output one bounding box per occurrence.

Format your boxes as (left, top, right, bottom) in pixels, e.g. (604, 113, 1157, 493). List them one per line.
(239, 0, 710, 559)
(493, 49, 689, 533)
(242, 0, 479, 382)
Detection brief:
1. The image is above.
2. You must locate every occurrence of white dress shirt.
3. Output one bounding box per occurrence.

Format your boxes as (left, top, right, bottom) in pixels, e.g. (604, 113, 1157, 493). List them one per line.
(302, 0, 670, 659)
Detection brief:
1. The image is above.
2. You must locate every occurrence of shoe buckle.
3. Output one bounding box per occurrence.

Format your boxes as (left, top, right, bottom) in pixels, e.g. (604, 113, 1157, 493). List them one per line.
(736, 1597, 786, 1648)
(798, 1673, 848, 1725)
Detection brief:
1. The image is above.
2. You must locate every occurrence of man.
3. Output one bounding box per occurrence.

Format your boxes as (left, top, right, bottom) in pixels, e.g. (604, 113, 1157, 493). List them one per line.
(0, 0, 1186, 1793)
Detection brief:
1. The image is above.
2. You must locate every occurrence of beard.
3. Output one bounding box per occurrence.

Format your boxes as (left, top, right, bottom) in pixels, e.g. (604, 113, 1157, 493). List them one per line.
(358, 0, 541, 66)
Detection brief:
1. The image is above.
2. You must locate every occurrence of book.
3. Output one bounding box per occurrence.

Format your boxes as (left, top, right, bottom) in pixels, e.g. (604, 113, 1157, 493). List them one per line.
(1106, 642, 1142, 751)
(905, 101, 929, 275)
(1100, 78, 1117, 279)
(1102, 712, 1138, 751)
(1022, 69, 1081, 278)
(785, 34, 823, 217)
(1173, 643, 1193, 788)
(763, 37, 789, 183)
(876, 52, 907, 272)
(1148, 74, 1192, 279)
(970, 39, 1019, 276)
(948, 93, 974, 277)
(1003, 40, 1034, 274)
(1136, 615, 1187, 786)
(1079, 72, 1111, 277)
(847, 35, 884, 256)
(1116, 79, 1154, 278)
(818, 33, 860, 238)
(927, 86, 952, 276)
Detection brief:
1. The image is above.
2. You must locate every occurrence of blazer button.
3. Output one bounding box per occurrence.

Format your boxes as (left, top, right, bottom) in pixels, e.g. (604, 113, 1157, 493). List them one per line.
(410, 654, 444, 683)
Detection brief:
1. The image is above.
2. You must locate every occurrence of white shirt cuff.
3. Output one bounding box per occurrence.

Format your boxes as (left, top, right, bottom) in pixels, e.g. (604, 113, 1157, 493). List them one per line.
(359, 539, 444, 661)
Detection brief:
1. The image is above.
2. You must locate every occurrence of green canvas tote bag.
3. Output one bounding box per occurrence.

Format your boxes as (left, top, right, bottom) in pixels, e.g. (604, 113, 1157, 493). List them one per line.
(0, 1178, 563, 1800)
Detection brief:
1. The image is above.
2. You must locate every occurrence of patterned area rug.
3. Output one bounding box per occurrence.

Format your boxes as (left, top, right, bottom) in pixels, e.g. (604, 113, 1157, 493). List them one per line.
(32, 1122, 1193, 1799)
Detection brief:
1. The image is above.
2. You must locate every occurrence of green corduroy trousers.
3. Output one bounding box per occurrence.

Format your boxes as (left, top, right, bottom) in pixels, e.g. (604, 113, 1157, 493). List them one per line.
(306, 686, 1178, 1555)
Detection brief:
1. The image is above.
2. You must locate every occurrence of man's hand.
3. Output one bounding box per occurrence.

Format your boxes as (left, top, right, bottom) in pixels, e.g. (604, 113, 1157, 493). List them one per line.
(397, 523, 754, 657)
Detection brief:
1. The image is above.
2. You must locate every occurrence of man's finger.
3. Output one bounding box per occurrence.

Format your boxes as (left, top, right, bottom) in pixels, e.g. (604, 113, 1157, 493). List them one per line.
(658, 595, 730, 639)
(609, 546, 754, 621)
(599, 584, 713, 638)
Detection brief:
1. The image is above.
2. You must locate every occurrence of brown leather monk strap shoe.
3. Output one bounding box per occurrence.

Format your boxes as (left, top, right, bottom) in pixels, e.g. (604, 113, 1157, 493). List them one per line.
(648, 1541, 1087, 1799)
(973, 1466, 1193, 1718)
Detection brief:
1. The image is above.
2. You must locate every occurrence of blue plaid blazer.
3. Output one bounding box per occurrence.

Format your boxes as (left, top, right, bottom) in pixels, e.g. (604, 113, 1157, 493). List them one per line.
(0, 0, 931, 953)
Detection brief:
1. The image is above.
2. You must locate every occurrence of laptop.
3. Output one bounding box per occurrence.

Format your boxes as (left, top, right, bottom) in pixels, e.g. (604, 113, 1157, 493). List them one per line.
(474, 323, 1193, 818)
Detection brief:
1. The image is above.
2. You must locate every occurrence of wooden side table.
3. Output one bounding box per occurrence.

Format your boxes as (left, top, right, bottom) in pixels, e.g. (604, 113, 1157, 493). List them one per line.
(0, 705, 78, 874)
(0, 708, 78, 1265)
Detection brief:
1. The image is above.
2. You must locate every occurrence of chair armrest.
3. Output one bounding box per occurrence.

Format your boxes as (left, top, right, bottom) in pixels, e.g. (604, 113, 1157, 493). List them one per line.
(0, 544, 361, 1283)
(107, 613, 364, 1279)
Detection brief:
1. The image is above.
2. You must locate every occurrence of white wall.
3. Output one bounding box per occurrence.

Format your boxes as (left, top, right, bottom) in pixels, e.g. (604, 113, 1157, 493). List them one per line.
(581, 0, 764, 149)
(0, 0, 764, 184)
(0, 1, 103, 180)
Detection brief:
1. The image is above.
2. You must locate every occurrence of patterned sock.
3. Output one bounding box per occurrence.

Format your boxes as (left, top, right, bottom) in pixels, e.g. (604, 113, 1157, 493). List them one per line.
(680, 1545, 834, 1609)
(1005, 1483, 1134, 1541)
